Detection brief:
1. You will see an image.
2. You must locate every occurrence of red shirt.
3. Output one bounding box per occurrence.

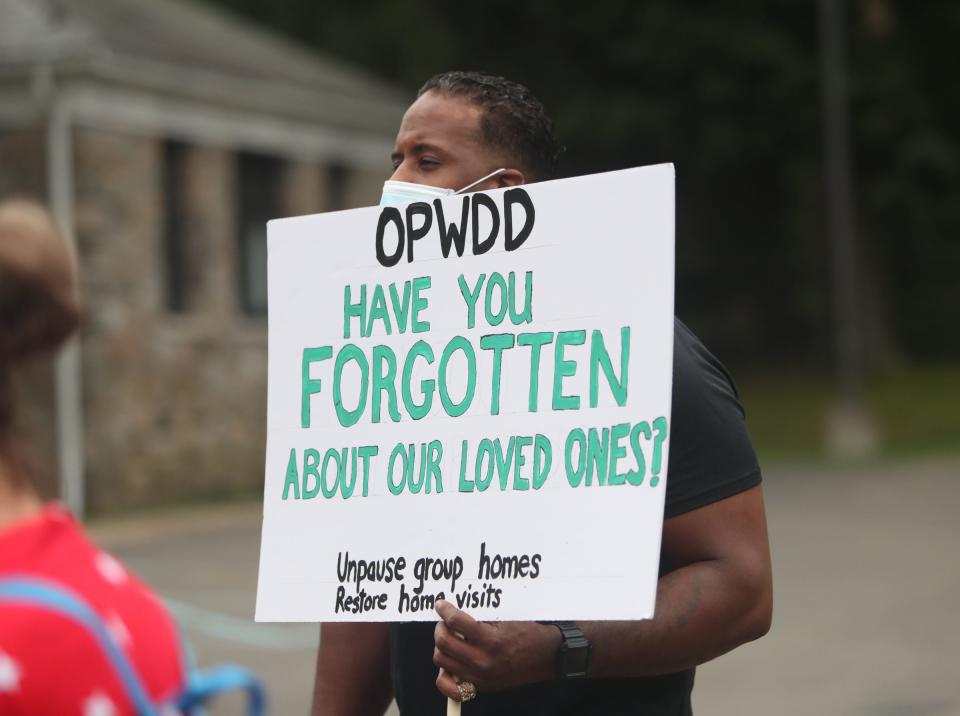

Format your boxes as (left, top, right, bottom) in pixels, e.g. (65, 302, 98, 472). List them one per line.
(0, 504, 184, 715)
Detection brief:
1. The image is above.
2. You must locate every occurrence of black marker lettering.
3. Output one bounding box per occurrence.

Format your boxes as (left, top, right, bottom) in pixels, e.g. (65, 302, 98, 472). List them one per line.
(471, 193, 500, 255)
(405, 202, 433, 263)
(434, 196, 470, 258)
(375, 208, 404, 267)
(504, 188, 535, 251)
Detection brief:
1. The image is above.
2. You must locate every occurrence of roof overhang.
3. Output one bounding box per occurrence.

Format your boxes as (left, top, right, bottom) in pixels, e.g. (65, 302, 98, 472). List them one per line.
(0, 55, 402, 172)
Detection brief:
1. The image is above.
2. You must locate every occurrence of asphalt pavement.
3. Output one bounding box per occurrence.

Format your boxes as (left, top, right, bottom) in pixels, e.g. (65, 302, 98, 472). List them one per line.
(90, 457, 960, 716)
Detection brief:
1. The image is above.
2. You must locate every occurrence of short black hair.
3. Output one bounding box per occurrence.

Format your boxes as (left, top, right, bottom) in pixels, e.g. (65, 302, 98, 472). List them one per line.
(418, 71, 564, 181)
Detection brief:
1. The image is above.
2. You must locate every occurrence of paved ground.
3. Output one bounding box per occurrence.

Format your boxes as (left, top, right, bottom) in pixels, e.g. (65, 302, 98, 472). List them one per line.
(90, 457, 960, 716)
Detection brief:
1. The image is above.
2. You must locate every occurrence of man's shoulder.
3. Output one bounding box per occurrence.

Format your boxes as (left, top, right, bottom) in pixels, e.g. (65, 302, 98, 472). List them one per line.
(666, 317, 760, 518)
(672, 317, 743, 411)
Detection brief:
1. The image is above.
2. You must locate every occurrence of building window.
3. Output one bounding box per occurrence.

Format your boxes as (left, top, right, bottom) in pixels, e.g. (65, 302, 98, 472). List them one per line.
(237, 152, 281, 315)
(162, 140, 189, 312)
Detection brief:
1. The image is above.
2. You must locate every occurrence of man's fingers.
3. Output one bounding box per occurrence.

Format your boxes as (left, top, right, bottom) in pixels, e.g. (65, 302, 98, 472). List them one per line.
(434, 621, 485, 664)
(434, 648, 482, 689)
(436, 599, 487, 644)
(435, 668, 462, 701)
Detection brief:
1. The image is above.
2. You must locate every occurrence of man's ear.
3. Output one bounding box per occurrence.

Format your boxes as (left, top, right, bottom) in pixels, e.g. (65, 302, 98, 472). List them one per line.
(496, 168, 526, 187)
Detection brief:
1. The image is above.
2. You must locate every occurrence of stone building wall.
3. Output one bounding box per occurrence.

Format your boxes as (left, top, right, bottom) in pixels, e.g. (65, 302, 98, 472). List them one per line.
(3, 122, 385, 514)
(0, 127, 47, 199)
(283, 160, 329, 216)
(344, 167, 386, 210)
(74, 128, 275, 512)
(74, 127, 163, 511)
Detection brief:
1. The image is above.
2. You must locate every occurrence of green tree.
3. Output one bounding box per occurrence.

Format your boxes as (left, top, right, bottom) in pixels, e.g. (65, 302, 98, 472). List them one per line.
(200, 0, 960, 366)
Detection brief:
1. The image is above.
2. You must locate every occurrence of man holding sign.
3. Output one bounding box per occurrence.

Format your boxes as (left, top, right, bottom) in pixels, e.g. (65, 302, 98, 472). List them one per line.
(290, 72, 772, 714)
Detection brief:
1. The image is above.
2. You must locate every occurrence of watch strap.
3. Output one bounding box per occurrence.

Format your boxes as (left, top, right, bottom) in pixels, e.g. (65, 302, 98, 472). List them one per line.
(540, 620, 592, 679)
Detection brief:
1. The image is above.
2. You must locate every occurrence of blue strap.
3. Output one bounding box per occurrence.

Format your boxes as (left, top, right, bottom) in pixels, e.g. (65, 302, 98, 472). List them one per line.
(0, 576, 158, 716)
(178, 665, 266, 716)
(0, 576, 267, 716)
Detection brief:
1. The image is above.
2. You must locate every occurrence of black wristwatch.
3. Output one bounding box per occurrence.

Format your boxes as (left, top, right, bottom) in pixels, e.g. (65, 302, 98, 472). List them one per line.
(541, 621, 592, 679)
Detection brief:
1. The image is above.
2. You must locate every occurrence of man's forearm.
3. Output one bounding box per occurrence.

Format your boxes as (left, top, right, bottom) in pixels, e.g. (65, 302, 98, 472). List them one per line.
(582, 558, 772, 678)
(312, 623, 393, 716)
(432, 487, 772, 695)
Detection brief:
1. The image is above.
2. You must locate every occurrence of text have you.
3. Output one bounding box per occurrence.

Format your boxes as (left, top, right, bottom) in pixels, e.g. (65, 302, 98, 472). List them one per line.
(299, 271, 631, 427)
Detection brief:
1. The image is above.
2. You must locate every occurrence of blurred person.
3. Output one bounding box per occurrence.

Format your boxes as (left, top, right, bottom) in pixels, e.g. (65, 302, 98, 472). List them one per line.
(0, 199, 186, 714)
(0, 200, 264, 715)
(312, 72, 772, 715)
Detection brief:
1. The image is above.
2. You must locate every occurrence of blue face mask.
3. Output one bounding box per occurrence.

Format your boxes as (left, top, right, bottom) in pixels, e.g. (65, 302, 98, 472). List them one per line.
(379, 168, 506, 206)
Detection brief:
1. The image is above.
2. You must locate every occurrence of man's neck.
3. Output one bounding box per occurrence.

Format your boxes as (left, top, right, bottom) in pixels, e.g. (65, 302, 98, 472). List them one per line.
(0, 459, 42, 530)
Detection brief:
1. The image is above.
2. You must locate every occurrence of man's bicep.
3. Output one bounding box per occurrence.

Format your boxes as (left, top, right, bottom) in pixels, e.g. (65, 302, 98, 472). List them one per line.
(661, 485, 773, 641)
(661, 485, 771, 579)
(313, 623, 392, 716)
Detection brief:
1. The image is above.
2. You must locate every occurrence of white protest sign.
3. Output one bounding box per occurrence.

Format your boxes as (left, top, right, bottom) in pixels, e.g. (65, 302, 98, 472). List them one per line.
(256, 164, 675, 623)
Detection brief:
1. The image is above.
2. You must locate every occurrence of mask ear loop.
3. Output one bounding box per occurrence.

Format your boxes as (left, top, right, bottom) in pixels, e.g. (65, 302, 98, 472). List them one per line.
(455, 168, 507, 195)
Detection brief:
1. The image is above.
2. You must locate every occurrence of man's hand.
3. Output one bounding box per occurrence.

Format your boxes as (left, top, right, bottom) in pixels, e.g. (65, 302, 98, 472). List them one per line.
(433, 601, 561, 699)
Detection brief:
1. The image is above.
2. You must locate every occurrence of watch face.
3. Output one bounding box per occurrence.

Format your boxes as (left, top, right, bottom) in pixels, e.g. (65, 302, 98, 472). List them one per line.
(561, 641, 592, 678)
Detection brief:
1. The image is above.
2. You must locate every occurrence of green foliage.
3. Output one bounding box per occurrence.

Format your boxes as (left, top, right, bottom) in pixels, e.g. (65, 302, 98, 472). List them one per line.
(740, 363, 960, 462)
(199, 0, 959, 365)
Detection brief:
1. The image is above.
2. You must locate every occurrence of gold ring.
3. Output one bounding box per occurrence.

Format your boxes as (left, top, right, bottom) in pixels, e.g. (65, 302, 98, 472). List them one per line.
(457, 680, 478, 703)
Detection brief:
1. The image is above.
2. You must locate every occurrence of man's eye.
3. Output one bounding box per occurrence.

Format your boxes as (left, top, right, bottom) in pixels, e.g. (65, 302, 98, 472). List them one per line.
(419, 157, 440, 169)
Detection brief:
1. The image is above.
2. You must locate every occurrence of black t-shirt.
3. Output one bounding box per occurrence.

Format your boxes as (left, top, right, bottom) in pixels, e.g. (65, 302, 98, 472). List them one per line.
(390, 318, 762, 715)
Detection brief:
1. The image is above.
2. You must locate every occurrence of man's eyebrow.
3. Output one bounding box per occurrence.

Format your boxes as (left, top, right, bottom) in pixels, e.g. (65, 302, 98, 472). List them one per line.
(412, 142, 444, 155)
(391, 142, 447, 164)
(391, 143, 439, 159)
